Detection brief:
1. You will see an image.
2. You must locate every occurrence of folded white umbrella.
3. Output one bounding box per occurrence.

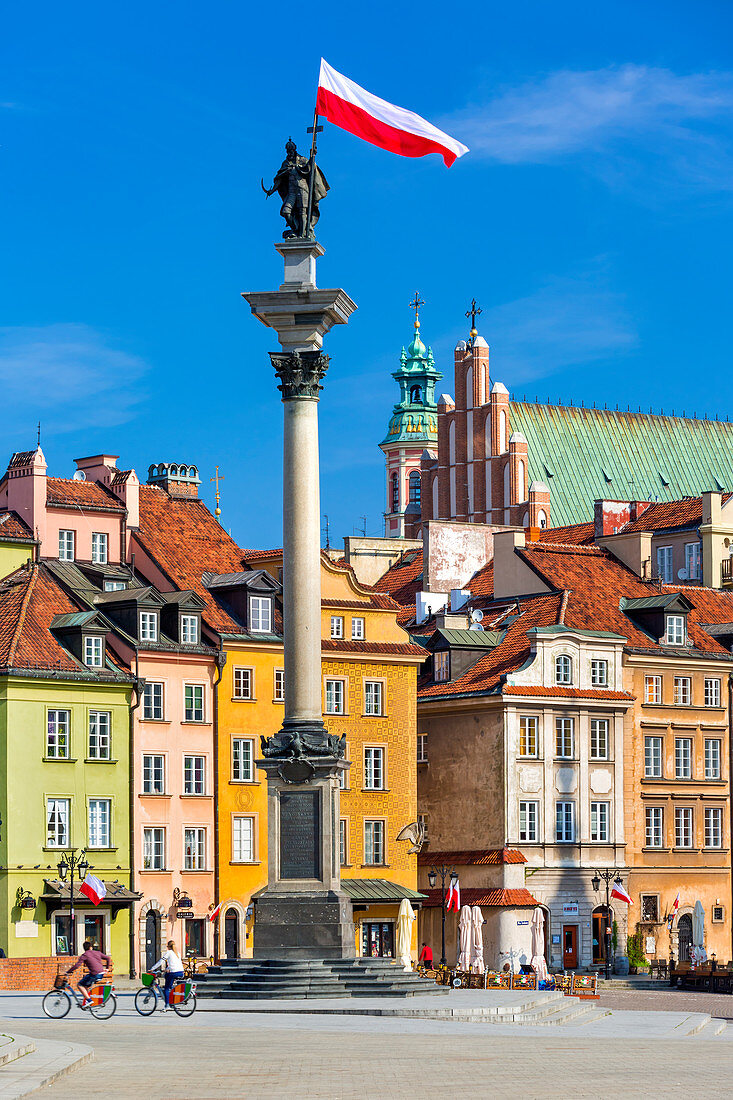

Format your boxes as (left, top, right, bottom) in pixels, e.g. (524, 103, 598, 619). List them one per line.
(457, 905, 472, 970)
(396, 898, 415, 972)
(470, 905, 485, 973)
(530, 907, 548, 980)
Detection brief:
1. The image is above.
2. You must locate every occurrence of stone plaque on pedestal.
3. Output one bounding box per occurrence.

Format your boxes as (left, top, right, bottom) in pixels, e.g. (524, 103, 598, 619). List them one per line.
(280, 790, 320, 879)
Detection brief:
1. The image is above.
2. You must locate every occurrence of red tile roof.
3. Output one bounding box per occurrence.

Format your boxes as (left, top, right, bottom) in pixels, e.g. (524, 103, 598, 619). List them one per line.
(374, 551, 423, 626)
(418, 848, 527, 866)
(422, 887, 539, 908)
(0, 511, 34, 540)
(46, 478, 124, 511)
(467, 560, 494, 597)
(538, 521, 595, 545)
(321, 639, 427, 658)
(0, 564, 96, 673)
(621, 493, 733, 533)
(502, 685, 633, 700)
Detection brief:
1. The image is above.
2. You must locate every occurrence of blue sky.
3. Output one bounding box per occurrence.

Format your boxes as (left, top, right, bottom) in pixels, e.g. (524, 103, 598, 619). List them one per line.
(3, 1, 733, 548)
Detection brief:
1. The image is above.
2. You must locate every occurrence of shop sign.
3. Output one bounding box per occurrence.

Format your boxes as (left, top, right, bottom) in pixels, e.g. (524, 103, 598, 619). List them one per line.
(177, 910, 195, 919)
(517, 920, 529, 926)
(562, 903, 579, 917)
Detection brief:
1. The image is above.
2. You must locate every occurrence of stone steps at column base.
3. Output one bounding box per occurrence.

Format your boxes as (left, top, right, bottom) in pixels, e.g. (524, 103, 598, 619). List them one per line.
(195, 958, 448, 1000)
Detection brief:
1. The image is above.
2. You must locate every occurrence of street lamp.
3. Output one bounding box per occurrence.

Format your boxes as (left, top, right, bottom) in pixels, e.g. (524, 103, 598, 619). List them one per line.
(58, 849, 90, 956)
(428, 865, 458, 967)
(591, 868, 622, 981)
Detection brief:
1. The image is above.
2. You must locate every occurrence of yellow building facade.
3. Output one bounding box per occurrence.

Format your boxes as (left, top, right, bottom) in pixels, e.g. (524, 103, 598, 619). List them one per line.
(217, 554, 426, 960)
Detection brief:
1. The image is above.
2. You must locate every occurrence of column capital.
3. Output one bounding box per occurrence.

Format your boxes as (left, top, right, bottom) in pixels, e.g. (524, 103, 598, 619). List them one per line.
(270, 350, 330, 401)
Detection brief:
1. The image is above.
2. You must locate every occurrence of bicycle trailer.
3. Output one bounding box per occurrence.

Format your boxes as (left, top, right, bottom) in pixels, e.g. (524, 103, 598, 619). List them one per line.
(169, 980, 194, 1004)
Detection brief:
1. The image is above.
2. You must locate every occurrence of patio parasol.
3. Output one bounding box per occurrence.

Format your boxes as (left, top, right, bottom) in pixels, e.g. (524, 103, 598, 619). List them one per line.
(692, 900, 706, 964)
(457, 905, 472, 970)
(396, 898, 415, 972)
(469, 905, 485, 973)
(530, 907, 548, 980)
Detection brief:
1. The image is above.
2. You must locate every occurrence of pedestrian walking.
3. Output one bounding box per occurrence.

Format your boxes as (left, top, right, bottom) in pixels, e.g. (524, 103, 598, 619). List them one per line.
(418, 942, 433, 965)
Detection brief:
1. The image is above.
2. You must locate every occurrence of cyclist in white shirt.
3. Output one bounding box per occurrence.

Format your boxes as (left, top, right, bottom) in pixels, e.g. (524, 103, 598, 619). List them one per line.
(150, 940, 185, 1011)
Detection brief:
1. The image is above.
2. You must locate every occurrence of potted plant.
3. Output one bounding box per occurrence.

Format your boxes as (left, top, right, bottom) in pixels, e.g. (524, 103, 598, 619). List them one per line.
(626, 933, 647, 975)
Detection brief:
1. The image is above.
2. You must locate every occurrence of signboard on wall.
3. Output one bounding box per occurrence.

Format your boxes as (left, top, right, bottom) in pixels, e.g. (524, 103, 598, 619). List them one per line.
(562, 903, 579, 917)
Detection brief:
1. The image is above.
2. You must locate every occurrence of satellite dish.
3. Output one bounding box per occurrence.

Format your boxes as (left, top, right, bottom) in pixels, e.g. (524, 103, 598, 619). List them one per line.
(72, 470, 86, 481)
(677, 567, 689, 580)
(471, 609, 484, 623)
(469, 623, 484, 631)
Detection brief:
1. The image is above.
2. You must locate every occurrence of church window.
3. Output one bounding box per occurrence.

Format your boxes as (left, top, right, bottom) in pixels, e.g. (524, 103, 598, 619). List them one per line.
(449, 421, 456, 464)
(517, 459, 526, 501)
(499, 411, 507, 452)
(410, 385, 421, 403)
(466, 366, 473, 409)
(409, 472, 421, 505)
(538, 509, 547, 529)
(391, 473, 399, 512)
(503, 462, 511, 507)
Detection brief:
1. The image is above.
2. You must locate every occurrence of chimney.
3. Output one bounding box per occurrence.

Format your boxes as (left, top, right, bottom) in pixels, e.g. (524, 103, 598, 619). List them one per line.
(74, 454, 119, 486)
(147, 462, 200, 499)
(3, 447, 47, 548)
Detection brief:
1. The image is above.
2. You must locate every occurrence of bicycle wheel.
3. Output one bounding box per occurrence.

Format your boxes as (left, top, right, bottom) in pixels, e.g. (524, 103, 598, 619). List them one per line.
(134, 987, 158, 1016)
(42, 990, 71, 1019)
(90, 992, 117, 1020)
(173, 991, 197, 1017)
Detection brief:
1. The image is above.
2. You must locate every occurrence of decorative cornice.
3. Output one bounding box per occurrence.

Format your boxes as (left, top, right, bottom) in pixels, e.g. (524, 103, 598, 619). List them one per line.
(270, 350, 329, 401)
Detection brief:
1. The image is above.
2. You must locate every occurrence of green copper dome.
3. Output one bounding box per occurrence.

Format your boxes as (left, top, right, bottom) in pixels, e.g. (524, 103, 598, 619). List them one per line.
(380, 321, 442, 448)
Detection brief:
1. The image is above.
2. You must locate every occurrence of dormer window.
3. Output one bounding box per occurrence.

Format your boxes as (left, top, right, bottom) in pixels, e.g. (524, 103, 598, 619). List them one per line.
(555, 654, 573, 685)
(181, 614, 199, 644)
(434, 651, 449, 682)
(92, 532, 108, 565)
(249, 596, 272, 634)
(104, 580, 126, 592)
(665, 614, 685, 645)
(140, 612, 158, 642)
(84, 636, 104, 667)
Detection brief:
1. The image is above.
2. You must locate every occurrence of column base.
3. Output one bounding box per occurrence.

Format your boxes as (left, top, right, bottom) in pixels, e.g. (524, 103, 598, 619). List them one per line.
(252, 890, 355, 960)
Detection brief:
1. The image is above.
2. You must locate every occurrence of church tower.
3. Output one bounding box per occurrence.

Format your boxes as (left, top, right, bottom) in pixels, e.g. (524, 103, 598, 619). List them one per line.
(379, 296, 442, 538)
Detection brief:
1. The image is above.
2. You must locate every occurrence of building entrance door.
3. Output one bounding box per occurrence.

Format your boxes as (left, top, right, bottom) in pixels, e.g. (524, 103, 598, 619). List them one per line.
(361, 922, 395, 958)
(678, 913, 693, 962)
(592, 906, 611, 965)
(224, 908, 239, 959)
(145, 910, 161, 973)
(562, 925, 578, 969)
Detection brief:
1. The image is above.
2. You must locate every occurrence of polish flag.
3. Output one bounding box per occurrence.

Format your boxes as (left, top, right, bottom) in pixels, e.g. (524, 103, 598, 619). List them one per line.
(207, 902, 222, 923)
(610, 880, 632, 905)
(80, 874, 107, 907)
(446, 878, 461, 912)
(668, 891, 680, 926)
(316, 59, 469, 168)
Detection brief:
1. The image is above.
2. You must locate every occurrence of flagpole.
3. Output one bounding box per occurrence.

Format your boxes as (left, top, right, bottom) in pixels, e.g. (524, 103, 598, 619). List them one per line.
(304, 103, 320, 239)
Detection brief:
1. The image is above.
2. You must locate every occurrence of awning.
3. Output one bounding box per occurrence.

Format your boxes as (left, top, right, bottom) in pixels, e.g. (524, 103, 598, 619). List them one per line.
(42, 878, 142, 907)
(341, 878, 427, 906)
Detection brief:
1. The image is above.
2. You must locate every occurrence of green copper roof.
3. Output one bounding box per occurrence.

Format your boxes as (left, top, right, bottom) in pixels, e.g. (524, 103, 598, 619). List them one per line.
(341, 878, 427, 903)
(510, 402, 733, 527)
(380, 322, 443, 449)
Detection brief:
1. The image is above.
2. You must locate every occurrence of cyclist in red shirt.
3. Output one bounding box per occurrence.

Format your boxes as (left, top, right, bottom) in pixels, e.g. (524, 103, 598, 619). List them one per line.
(67, 941, 112, 1009)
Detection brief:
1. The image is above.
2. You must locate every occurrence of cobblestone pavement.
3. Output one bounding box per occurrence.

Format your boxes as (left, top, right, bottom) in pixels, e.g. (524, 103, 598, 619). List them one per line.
(600, 986, 733, 1019)
(1, 992, 732, 1099)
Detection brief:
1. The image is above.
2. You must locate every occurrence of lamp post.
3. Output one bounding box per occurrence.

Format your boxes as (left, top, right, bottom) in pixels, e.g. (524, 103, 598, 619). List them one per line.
(428, 865, 458, 967)
(591, 868, 623, 981)
(58, 849, 90, 956)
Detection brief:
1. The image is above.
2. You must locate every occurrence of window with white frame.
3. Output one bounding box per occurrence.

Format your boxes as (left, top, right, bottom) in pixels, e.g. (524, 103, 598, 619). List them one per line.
(46, 798, 70, 848)
(364, 746, 385, 790)
(364, 820, 385, 864)
(58, 530, 75, 561)
(417, 734, 428, 763)
(555, 654, 572, 685)
(84, 636, 103, 667)
(591, 659, 608, 687)
(142, 754, 165, 794)
(519, 715, 538, 757)
(139, 612, 158, 643)
(705, 807, 723, 848)
(274, 668, 285, 702)
(656, 545, 673, 583)
(417, 813, 428, 842)
(233, 668, 253, 700)
(104, 580, 126, 591)
(184, 827, 206, 870)
(519, 800, 538, 842)
(325, 679, 345, 714)
(330, 616, 344, 639)
(91, 532, 108, 565)
(434, 651, 449, 682)
(339, 819, 348, 866)
(351, 617, 365, 640)
(705, 738, 721, 780)
(675, 737, 692, 779)
(88, 798, 111, 848)
(705, 678, 721, 707)
(232, 816, 255, 862)
(590, 718, 609, 760)
(665, 614, 685, 645)
(184, 755, 206, 795)
(685, 541, 701, 581)
(555, 717, 574, 758)
(339, 744, 349, 789)
(645, 736, 663, 778)
(142, 682, 164, 720)
(47, 710, 70, 759)
(675, 806, 694, 848)
(590, 801, 610, 842)
(88, 711, 111, 759)
(143, 826, 165, 869)
(184, 684, 204, 722)
(364, 681, 383, 716)
(645, 675, 662, 704)
(555, 801, 575, 842)
(674, 676, 691, 705)
(181, 615, 199, 644)
(232, 738, 254, 782)
(645, 807, 664, 848)
(249, 596, 272, 633)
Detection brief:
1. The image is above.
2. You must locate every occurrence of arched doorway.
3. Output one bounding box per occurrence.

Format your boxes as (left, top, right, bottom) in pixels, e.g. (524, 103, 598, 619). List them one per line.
(592, 905, 612, 965)
(145, 910, 161, 972)
(224, 908, 239, 959)
(678, 913, 693, 962)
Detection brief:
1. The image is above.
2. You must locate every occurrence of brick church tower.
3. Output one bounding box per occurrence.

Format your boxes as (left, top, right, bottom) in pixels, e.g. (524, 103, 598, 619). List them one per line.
(379, 302, 442, 538)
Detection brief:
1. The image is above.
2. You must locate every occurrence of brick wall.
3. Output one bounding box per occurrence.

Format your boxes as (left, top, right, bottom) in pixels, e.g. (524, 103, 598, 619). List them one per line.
(0, 956, 114, 990)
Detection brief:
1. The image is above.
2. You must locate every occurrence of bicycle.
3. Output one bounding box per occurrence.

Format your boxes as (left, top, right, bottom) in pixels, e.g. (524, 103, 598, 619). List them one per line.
(134, 971, 197, 1017)
(42, 974, 117, 1020)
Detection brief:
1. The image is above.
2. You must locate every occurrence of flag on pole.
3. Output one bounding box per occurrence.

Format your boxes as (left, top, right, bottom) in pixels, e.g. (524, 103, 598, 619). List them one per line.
(668, 891, 680, 927)
(79, 874, 107, 907)
(207, 902, 222, 924)
(610, 880, 632, 905)
(316, 59, 469, 167)
(446, 878, 461, 912)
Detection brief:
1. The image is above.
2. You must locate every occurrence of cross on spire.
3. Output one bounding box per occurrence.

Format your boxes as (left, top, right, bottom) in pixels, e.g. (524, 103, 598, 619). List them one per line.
(210, 465, 225, 520)
(466, 298, 482, 343)
(409, 291, 424, 329)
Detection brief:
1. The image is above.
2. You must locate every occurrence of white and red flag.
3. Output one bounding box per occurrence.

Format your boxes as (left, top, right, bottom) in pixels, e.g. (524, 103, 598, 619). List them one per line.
(207, 902, 222, 924)
(80, 874, 107, 907)
(610, 880, 632, 905)
(316, 59, 469, 168)
(668, 891, 680, 926)
(446, 878, 461, 912)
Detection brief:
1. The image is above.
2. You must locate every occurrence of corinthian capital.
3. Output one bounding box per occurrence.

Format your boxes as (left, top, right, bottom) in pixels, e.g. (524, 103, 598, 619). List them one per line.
(270, 350, 330, 400)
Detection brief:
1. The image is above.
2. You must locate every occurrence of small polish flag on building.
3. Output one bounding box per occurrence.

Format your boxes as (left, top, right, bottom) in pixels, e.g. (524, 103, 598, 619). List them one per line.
(207, 902, 222, 923)
(610, 880, 632, 905)
(80, 874, 107, 907)
(446, 878, 461, 912)
(668, 891, 680, 926)
(316, 59, 469, 167)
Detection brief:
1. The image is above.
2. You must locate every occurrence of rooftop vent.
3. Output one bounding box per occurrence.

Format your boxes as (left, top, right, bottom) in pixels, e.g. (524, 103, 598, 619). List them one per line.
(147, 462, 201, 499)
